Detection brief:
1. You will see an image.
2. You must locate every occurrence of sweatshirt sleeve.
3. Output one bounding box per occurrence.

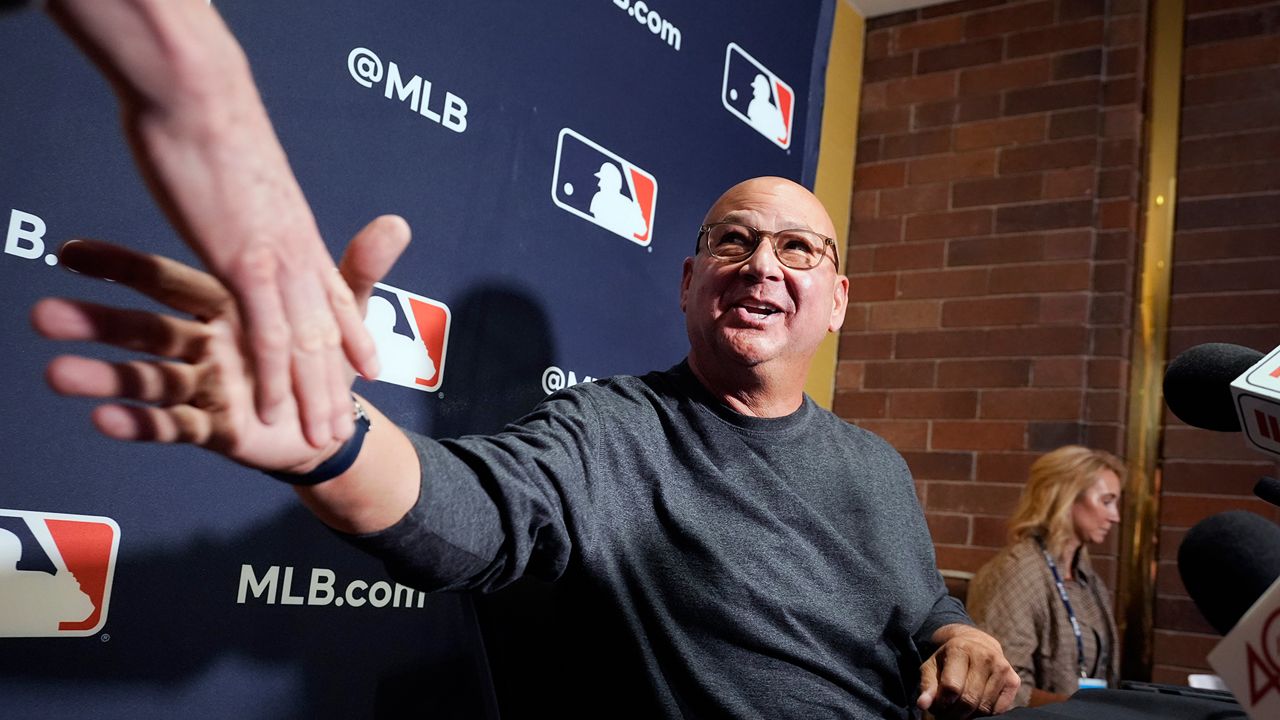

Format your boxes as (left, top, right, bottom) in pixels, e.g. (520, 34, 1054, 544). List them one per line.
(339, 386, 601, 593)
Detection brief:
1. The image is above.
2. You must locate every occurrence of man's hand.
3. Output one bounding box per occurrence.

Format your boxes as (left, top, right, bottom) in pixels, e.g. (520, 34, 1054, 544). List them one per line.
(31, 216, 409, 474)
(45, 0, 382, 448)
(918, 623, 1020, 718)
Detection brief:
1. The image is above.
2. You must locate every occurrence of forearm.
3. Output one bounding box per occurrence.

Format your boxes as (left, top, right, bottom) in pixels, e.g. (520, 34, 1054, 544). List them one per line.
(293, 397, 422, 535)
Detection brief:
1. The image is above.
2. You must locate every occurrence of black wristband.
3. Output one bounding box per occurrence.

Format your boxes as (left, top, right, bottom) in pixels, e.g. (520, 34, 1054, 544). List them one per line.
(266, 396, 372, 486)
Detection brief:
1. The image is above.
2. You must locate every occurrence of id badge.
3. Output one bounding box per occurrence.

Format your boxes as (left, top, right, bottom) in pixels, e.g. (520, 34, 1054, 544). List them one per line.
(1078, 677, 1107, 691)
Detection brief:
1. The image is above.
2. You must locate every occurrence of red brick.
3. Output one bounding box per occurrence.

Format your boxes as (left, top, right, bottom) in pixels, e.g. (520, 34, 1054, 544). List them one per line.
(886, 72, 959, 106)
(1086, 357, 1123, 389)
(1004, 79, 1100, 115)
(1094, 231, 1131, 261)
(898, 268, 990, 298)
(1042, 167, 1096, 199)
(896, 326, 1089, 358)
(995, 200, 1094, 233)
(842, 304, 868, 332)
(953, 115, 1045, 151)
(988, 261, 1091, 293)
(873, 241, 946, 271)
(981, 389, 1082, 419)
(889, 390, 979, 418)
(951, 176, 1043, 208)
(859, 107, 912, 138)
(1185, 4, 1280, 46)
(1183, 66, 1280, 107)
(918, 38, 1004, 75)
(847, 273, 898, 301)
(1052, 48, 1103, 80)
(1162, 426, 1268, 463)
(1171, 291, 1280, 326)
(864, 360, 936, 388)
(1178, 194, 1280, 230)
(855, 161, 907, 190)
(928, 480, 1025, 513)
(1159, 493, 1278, 527)
(903, 451, 974, 481)
(1006, 19, 1104, 58)
(868, 10, 919, 32)
(835, 360, 865, 390)
(866, 29, 892, 61)
(1180, 129, 1280, 170)
(959, 57, 1053, 95)
(1103, 107, 1140, 138)
(1047, 108, 1100, 139)
(938, 359, 1032, 388)
(1028, 421, 1084, 449)
(880, 183, 950, 216)
(1097, 168, 1133, 199)
(999, 138, 1097, 173)
(850, 217, 903, 245)
(838, 331, 894, 360)
(934, 544, 999, 573)
(1151, 631, 1217, 672)
(858, 420, 929, 449)
(1175, 258, 1280, 294)
(858, 137, 882, 162)
(972, 515, 1011, 547)
(948, 233, 1044, 265)
(895, 15, 966, 52)
(926, 513, 971, 545)
(1107, 46, 1139, 76)
(861, 83, 887, 113)
(942, 297, 1040, 327)
(1085, 389, 1120, 422)
(956, 95, 1004, 123)
(1103, 76, 1138, 106)
(964, 1, 1055, 38)
(1172, 161, 1280, 197)
(833, 390, 888, 419)
(1058, 0, 1106, 20)
(864, 54, 915, 84)
(882, 128, 953, 160)
(1184, 34, 1280, 75)
(922, 0, 1005, 18)
(1100, 137, 1136, 167)
(1162, 459, 1277, 495)
(908, 150, 997, 184)
(1182, 96, 1280, 138)
(1155, 597, 1216, 635)
(976, 452, 1038, 483)
(1174, 226, 1280, 261)
(852, 190, 877, 222)
(868, 300, 941, 330)
(1032, 357, 1086, 387)
(1041, 293, 1089, 324)
(1098, 199, 1134, 230)
(1043, 229, 1093, 259)
(905, 209, 993, 241)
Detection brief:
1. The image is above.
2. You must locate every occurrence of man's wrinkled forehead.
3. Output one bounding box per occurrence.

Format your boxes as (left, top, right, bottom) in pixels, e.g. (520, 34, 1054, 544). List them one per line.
(702, 177, 835, 236)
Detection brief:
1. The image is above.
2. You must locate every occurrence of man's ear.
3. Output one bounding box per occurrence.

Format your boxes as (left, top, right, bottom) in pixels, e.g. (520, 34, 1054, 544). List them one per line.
(828, 273, 849, 333)
(679, 257, 694, 313)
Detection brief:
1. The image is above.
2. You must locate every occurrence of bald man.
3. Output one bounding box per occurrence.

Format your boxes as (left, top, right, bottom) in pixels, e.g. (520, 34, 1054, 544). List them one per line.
(36, 178, 1017, 718)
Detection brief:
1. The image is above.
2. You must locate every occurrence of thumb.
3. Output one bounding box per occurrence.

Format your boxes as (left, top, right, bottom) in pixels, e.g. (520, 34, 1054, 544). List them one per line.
(917, 654, 939, 709)
(339, 214, 412, 311)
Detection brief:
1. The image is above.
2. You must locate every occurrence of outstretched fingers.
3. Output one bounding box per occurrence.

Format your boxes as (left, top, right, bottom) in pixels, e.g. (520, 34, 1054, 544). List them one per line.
(58, 238, 231, 319)
(32, 297, 212, 362)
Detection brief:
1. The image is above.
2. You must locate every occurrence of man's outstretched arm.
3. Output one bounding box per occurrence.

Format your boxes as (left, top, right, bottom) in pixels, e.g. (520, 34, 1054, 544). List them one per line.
(44, 0, 380, 448)
(32, 217, 418, 535)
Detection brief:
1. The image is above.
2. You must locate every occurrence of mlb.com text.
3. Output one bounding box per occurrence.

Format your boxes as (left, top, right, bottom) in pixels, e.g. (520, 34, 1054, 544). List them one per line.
(237, 564, 428, 609)
(612, 0, 681, 50)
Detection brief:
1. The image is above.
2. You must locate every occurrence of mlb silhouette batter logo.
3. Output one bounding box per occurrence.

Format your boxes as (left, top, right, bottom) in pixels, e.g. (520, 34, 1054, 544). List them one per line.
(0, 509, 120, 637)
(364, 283, 451, 392)
(551, 128, 658, 247)
(721, 42, 795, 149)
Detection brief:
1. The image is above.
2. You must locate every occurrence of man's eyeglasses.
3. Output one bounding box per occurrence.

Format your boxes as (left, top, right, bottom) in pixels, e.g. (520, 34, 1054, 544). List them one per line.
(696, 222, 839, 271)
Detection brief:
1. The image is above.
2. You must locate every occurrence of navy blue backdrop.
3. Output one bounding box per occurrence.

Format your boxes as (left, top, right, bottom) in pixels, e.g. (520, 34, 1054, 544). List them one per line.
(0, 1, 835, 716)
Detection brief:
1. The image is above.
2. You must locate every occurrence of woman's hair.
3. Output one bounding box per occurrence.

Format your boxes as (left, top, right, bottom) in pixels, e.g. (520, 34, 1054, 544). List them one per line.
(1008, 445, 1126, 557)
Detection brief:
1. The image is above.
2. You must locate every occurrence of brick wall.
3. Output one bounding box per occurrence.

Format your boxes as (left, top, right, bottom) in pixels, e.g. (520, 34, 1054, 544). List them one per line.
(843, 0, 1146, 595)
(1152, 0, 1280, 685)
(845, 0, 1280, 684)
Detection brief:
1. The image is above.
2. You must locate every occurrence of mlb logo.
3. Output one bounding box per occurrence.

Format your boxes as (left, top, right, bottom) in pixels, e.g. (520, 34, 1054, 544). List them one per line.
(0, 509, 120, 637)
(551, 128, 658, 247)
(1241, 396, 1280, 455)
(364, 283, 451, 392)
(721, 42, 795, 149)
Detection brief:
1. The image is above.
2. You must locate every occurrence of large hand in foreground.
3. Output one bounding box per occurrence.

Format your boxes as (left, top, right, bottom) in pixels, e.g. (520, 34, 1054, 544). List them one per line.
(918, 623, 1020, 718)
(31, 216, 410, 474)
(46, 0, 382, 448)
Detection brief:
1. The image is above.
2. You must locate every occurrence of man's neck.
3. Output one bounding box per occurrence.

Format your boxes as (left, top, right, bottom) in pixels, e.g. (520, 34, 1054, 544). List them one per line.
(686, 353, 807, 418)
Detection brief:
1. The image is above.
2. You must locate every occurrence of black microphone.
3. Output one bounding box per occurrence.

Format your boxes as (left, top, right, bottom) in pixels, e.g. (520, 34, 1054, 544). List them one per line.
(1177, 510, 1280, 635)
(1256, 476, 1280, 508)
(1163, 343, 1264, 432)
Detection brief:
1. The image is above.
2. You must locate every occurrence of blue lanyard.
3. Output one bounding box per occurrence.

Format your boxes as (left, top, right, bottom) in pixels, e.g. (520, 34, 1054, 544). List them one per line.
(1037, 539, 1088, 679)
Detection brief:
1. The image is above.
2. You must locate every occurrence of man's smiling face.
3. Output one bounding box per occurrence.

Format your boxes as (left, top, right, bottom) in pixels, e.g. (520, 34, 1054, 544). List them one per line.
(681, 177, 848, 379)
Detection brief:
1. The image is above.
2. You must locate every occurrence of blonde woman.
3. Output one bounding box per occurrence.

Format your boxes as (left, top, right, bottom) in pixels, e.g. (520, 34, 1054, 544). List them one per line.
(967, 446, 1124, 707)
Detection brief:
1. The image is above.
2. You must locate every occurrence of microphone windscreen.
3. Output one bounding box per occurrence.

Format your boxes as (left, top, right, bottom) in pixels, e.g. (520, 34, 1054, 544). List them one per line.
(1177, 510, 1280, 634)
(1163, 343, 1263, 432)
(1256, 476, 1280, 508)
